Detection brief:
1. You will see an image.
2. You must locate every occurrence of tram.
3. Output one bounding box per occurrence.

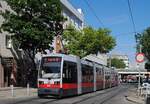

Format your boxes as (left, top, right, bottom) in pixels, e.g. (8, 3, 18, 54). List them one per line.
(37, 53, 118, 98)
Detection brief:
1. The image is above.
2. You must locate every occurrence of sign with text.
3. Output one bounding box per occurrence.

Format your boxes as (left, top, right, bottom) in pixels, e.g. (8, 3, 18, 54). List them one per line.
(136, 53, 145, 63)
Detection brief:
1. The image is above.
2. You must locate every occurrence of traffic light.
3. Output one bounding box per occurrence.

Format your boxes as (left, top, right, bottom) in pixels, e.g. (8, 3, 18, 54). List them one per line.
(145, 62, 150, 72)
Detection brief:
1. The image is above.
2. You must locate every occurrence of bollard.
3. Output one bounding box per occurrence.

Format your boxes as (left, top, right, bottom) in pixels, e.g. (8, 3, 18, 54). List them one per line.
(10, 84, 14, 97)
(146, 94, 150, 104)
(138, 87, 141, 96)
(27, 83, 30, 96)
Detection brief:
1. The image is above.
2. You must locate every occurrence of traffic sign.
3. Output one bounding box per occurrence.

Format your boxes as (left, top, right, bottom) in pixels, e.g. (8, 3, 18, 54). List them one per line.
(136, 53, 145, 63)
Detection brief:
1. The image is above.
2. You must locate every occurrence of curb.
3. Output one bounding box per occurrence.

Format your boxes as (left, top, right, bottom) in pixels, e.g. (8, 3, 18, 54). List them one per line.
(125, 96, 144, 104)
(0, 95, 37, 100)
(0, 87, 27, 91)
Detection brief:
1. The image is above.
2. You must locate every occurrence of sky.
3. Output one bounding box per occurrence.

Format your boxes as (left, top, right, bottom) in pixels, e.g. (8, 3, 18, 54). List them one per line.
(69, 0, 150, 64)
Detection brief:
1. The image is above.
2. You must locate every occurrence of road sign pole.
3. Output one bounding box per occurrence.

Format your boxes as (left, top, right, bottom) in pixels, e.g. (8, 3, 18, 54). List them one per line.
(137, 64, 141, 96)
(139, 45, 142, 91)
(135, 45, 145, 96)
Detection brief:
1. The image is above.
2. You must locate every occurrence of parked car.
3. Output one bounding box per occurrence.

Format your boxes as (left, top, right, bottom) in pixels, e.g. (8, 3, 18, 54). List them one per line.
(142, 82, 150, 87)
(142, 79, 150, 87)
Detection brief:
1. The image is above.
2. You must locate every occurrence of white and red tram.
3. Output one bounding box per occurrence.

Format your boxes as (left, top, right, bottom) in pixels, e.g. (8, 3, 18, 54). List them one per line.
(38, 53, 118, 98)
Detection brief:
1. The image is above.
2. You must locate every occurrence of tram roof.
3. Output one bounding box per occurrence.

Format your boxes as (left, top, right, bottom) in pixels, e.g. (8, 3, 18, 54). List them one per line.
(81, 59, 93, 67)
(42, 53, 79, 63)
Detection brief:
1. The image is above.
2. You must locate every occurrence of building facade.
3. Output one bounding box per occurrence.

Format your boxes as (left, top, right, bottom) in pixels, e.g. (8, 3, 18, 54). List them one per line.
(0, 1, 16, 87)
(60, 0, 84, 30)
(53, 0, 84, 53)
(110, 54, 129, 69)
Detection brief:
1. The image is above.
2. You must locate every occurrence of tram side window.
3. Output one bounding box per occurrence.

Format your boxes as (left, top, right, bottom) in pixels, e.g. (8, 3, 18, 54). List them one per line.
(115, 75, 118, 80)
(96, 67, 100, 80)
(63, 61, 77, 83)
(96, 67, 103, 80)
(105, 72, 109, 80)
(82, 64, 94, 83)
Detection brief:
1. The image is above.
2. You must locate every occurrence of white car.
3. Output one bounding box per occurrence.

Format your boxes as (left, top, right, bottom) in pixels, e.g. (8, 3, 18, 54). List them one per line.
(142, 82, 150, 88)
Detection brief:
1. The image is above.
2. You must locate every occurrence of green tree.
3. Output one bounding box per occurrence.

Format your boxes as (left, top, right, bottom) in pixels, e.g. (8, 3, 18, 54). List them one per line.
(0, 0, 65, 86)
(110, 58, 126, 69)
(137, 27, 150, 71)
(0, 0, 64, 65)
(63, 26, 116, 58)
(140, 27, 150, 61)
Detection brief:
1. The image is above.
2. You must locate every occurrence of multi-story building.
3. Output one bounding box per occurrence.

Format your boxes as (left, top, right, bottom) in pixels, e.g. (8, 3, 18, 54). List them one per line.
(53, 0, 84, 53)
(60, 0, 84, 30)
(110, 54, 129, 69)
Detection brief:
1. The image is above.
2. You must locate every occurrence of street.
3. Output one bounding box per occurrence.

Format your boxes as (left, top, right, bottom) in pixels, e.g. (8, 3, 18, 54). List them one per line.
(0, 0, 150, 104)
(0, 84, 138, 104)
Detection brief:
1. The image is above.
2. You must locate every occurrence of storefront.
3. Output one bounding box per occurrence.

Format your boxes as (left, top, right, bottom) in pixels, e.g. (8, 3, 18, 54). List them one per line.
(0, 57, 16, 87)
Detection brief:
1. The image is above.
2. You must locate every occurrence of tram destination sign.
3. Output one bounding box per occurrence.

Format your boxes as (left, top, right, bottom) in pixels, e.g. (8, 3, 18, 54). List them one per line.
(136, 53, 145, 63)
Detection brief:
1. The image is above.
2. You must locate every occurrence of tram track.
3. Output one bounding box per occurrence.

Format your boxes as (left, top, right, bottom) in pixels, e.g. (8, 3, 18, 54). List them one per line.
(98, 85, 130, 104)
(8, 97, 59, 104)
(72, 86, 120, 104)
(0, 84, 131, 104)
(72, 84, 130, 104)
(38, 85, 122, 104)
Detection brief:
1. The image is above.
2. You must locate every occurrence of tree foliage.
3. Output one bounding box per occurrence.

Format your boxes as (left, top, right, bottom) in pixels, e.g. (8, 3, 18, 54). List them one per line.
(139, 27, 150, 61)
(110, 58, 126, 69)
(0, 0, 64, 59)
(63, 26, 116, 58)
(0, 0, 65, 86)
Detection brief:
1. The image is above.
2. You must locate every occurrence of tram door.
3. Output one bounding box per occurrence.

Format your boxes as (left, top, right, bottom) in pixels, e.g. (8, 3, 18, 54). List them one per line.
(96, 66, 104, 90)
(62, 61, 78, 96)
(81, 64, 94, 93)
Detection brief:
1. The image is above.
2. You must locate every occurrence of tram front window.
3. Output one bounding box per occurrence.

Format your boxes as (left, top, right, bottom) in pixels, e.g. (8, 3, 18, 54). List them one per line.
(40, 57, 61, 79)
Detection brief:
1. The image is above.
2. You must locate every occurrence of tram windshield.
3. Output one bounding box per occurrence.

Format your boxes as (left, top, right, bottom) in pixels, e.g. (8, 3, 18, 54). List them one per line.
(39, 57, 62, 79)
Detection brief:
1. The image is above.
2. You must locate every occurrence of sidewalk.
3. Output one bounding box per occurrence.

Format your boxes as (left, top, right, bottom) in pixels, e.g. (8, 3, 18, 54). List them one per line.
(0, 87, 37, 99)
(126, 88, 145, 104)
(0, 87, 23, 91)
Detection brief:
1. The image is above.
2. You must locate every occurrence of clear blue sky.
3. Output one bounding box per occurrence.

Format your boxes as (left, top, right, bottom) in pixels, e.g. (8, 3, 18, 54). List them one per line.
(69, 0, 150, 63)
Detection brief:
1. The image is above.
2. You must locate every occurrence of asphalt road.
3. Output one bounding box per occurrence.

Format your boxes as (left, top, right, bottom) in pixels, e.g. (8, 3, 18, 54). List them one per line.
(0, 84, 136, 104)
